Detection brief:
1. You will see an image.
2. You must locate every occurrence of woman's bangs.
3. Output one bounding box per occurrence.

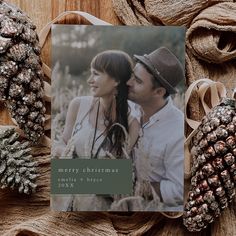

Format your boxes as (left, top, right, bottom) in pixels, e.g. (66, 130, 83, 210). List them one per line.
(91, 53, 110, 73)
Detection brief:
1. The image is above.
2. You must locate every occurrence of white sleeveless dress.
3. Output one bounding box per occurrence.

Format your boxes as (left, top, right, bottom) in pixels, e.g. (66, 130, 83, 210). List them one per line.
(70, 96, 135, 211)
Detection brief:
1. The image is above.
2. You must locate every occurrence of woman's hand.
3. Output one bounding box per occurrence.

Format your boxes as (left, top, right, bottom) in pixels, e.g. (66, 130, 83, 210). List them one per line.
(51, 140, 66, 159)
(53, 145, 66, 159)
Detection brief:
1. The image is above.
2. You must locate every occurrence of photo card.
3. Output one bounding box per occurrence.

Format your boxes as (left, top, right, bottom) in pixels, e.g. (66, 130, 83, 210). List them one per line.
(51, 25, 185, 212)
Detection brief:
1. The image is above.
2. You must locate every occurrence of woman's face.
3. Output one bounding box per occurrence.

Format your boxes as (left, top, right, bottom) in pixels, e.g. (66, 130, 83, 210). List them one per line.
(87, 68, 118, 98)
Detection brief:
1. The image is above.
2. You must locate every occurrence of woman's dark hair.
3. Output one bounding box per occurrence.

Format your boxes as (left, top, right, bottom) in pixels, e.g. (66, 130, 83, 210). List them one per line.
(91, 50, 133, 158)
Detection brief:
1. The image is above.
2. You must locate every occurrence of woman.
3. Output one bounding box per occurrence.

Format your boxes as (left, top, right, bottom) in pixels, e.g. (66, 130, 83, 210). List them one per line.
(53, 50, 139, 211)
(62, 50, 139, 159)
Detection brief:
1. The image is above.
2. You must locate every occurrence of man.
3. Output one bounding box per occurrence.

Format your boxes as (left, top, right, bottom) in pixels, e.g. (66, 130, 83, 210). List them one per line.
(127, 47, 184, 211)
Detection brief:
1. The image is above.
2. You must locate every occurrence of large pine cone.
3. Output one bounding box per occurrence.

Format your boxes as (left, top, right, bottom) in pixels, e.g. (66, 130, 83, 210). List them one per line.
(0, 127, 38, 194)
(0, 1, 45, 143)
(183, 98, 236, 232)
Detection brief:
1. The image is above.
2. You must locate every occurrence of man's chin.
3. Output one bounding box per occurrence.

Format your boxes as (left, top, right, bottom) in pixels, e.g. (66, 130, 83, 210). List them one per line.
(128, 95, 136, 102)
(128, 94, 133, 100)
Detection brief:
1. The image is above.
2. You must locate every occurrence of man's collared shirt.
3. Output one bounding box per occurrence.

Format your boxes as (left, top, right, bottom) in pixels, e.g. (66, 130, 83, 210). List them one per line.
(132, 97, 184, 210)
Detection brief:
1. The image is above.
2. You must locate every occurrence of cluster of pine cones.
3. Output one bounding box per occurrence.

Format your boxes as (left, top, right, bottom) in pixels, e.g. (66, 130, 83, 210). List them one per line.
(183, 98, 236, 231)
(0, 0, 46, 143)
(0, 127, 38, 194)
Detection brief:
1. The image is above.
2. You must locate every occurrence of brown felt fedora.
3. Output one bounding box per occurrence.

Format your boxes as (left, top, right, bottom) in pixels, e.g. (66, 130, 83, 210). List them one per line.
(134, 47, 184, 94)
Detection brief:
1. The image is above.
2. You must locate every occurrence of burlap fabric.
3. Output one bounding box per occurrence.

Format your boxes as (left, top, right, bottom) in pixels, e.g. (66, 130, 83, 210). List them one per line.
(1, 1, 236, 235)
(186, 2, 236, 124)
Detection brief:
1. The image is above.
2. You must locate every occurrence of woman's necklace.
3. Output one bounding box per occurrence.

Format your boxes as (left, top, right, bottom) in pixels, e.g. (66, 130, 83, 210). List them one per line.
(72, 99, 98, 136)
(90, 99, 100, 158)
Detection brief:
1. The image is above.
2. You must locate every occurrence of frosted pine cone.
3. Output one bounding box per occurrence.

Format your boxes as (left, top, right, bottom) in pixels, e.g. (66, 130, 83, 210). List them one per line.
(183, 98, 236, 232)
(0, 1, 46, 143)
(0, 127, 38, 194)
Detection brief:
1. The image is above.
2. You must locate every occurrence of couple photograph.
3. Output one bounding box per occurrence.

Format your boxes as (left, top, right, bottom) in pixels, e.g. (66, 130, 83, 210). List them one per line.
(51, 26, 185, 212)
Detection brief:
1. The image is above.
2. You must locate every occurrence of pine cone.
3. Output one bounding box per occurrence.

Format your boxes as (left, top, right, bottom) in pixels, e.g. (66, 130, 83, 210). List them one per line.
(0, 127, 38, 194)
(0, 1, 46, 143)
(183, 98, 236, 232)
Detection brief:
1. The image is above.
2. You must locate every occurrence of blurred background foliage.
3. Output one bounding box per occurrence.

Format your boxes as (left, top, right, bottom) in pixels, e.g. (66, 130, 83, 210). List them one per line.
(52, 25, 185, 75)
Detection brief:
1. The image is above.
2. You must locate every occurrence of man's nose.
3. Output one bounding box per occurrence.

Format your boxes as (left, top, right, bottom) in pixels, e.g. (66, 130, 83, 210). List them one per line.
(126, 77, 133, 86)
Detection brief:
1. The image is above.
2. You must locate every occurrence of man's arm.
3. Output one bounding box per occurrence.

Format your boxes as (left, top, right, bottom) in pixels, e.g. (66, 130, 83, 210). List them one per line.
(150, 135, 184, 206)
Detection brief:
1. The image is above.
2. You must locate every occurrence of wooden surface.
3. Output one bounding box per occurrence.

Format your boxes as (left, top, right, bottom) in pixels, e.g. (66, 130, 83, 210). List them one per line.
(8, 0, 120, 30)
(2, 1, 236, 236)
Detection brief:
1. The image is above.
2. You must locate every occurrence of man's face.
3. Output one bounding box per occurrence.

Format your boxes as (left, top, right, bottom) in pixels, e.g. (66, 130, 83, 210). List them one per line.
(127, 63, 156, 104)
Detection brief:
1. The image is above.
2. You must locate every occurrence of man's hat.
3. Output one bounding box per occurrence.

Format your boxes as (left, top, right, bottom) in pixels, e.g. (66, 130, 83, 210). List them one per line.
(134, 47, 184, 94)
